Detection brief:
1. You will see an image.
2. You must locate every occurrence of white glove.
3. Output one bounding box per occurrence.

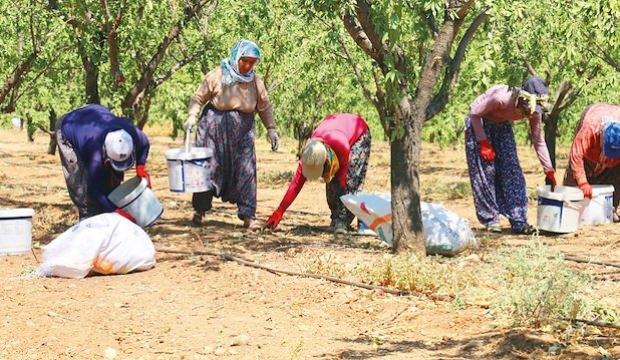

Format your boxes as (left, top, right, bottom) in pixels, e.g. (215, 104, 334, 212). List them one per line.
(267, 128, 279, 151)
(184, 115, 198, 131)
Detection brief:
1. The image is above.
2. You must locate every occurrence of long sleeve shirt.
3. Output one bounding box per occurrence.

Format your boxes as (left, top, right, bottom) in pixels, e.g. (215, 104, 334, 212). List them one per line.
(274, 113, 369, 214)
(59, 104, 150, 212)
(468, 85, 554, 171)
(187, 66, 275, 128)
(568, 103, 620, 185)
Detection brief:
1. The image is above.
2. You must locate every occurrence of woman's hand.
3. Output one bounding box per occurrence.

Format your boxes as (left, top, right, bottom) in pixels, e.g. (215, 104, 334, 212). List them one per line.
(267, 128, 279, 151)
(264, 209, 283, 229)
(478, 139, 495, 162)
(578, 181, 593, 198)
(184, 115, 198, 131)
(544, 170, 557, 191)
(136, 165, 152, 187)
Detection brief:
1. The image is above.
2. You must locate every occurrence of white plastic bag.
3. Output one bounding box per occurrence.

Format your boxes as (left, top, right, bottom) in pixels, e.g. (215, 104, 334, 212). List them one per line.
(420, 202, 477, 255)
(340, 192, 477, 254)
(37, 213, 156, 278)
(340, 192, 393, 244)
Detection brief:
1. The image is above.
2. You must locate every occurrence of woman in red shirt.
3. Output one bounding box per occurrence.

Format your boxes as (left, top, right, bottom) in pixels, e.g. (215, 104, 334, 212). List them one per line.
(264, 113, 371, 234)
(564, 103, 620, 219)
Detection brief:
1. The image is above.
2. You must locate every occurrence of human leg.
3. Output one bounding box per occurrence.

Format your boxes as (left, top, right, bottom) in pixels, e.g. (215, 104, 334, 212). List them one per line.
(326, 130, 372, 233)
(465, 118, 501, 229)
(199, 108, 257, 226)
(191, 190, 214, 225)
(491, 122, 530, 233)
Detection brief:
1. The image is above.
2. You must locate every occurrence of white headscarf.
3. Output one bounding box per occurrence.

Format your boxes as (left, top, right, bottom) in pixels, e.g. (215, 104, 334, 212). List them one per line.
(220, 40, 261, 86)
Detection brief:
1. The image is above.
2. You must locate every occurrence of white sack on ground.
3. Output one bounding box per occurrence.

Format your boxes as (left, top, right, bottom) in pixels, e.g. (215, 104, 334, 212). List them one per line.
(37, 213, 156, 278)
(341, 192, 477, 254)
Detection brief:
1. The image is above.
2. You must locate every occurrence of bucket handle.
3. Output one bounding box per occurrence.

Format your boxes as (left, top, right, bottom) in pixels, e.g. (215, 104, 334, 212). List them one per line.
(184, 127, 192, 153)
(564, 201, 583, 211)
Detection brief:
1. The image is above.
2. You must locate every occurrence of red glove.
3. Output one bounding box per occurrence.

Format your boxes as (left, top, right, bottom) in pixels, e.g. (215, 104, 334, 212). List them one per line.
(115, 208, 136, 223)
(478, 140, 496, 162)
(545, 170, 557, 191)
(136, 165, 151, 187)
(578, 182, 593, 198)
(264, 209, 284, 229)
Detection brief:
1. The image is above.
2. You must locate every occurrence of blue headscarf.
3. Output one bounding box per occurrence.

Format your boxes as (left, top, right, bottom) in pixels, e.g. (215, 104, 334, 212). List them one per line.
(220, 40, 261, 86)
(602, 119, 620, 158)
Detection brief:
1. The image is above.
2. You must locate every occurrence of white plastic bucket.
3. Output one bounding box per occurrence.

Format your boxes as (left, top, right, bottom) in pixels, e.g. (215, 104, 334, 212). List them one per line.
(108, 177, 163, 227)
(11, 117, 22, 129)
(165, 147, 213, 193)
(537, 185, 584, 233)
(579, 185, 615, 225)
(0, 208, 34, 255)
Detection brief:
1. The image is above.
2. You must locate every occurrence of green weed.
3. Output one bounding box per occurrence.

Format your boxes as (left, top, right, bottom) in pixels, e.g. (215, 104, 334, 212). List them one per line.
(445, 182, 471, 200)
(302, 253, 347, 278)
(491, 240, 591, 330)
(356, 254, 475, 295)
(259, 170, 294, 185)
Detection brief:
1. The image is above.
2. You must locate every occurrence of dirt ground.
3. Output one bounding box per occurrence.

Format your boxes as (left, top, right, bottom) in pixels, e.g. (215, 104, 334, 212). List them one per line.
(1, 126, 619, 360)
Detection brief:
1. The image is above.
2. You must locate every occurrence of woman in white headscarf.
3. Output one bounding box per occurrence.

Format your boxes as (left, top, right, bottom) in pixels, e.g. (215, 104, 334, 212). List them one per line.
(185, 40, 279, 229)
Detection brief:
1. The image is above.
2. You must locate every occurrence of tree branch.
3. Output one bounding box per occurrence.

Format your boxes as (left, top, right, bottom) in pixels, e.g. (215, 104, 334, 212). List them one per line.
(122, 0, 213, 111)
(354, 0, 385, 55)
(0, 52, 38, 109)
(341, 12, 380, 64)
(101, 0, 127, 86)
(426, 9, 488, 120)
(422, 12, 439, 37)
(312, 13, 377, 109)
(456, 0, 476, 19)
(153, 52, 201, 86)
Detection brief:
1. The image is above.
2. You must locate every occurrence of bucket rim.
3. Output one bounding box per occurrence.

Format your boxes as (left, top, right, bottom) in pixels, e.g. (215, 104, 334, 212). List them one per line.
(0, 208, 35, 218)
(165, 147, 213, 160)
(537, 185, 584, 201)
(590, 184, 614, 197)
(108, 176, 148, 208)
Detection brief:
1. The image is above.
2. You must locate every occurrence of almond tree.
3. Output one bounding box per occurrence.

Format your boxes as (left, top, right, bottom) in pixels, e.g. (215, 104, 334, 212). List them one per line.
(0, 1, 55, 113)
(45, 0, 218, 128)
(303, 0, 488, 253)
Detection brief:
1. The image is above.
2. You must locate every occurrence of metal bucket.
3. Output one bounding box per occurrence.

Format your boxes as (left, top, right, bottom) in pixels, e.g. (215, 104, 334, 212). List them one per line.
(165, 130, 213, 193)
(108, 177, 163, 227)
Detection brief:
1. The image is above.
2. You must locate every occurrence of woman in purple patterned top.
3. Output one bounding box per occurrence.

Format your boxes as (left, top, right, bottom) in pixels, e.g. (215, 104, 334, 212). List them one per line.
(464, 76, 556, 234)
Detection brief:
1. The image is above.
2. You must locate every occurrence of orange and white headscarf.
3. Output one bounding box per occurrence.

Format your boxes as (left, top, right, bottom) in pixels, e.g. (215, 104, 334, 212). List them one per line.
(322, 145, 339, 183)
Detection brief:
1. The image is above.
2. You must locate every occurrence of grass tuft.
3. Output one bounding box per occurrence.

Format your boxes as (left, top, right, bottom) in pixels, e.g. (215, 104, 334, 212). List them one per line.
(259, 170, 295, 185)
(491, 240, 591, 330)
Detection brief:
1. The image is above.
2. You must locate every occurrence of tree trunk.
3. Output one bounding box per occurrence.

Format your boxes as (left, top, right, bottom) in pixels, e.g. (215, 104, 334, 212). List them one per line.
(135, 94, 152, 129)
(543, 112, 558, 170)
(390, 16, 459, 254)
(83, 58, 100, 104)
(47, 108, 58, 155)
(543, 80, 576, 177)
(26, 115, 35, 142)
(390, 104, 425, 254)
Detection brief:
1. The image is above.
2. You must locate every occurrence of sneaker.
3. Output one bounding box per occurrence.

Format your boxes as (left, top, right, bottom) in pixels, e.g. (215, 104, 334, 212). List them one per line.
(512, 224, 538, 235)
(192, 211, 204, 226)
(243, 218, 261, 230)
(332, 221, 347, 235)
(486, 224, 501, 233)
